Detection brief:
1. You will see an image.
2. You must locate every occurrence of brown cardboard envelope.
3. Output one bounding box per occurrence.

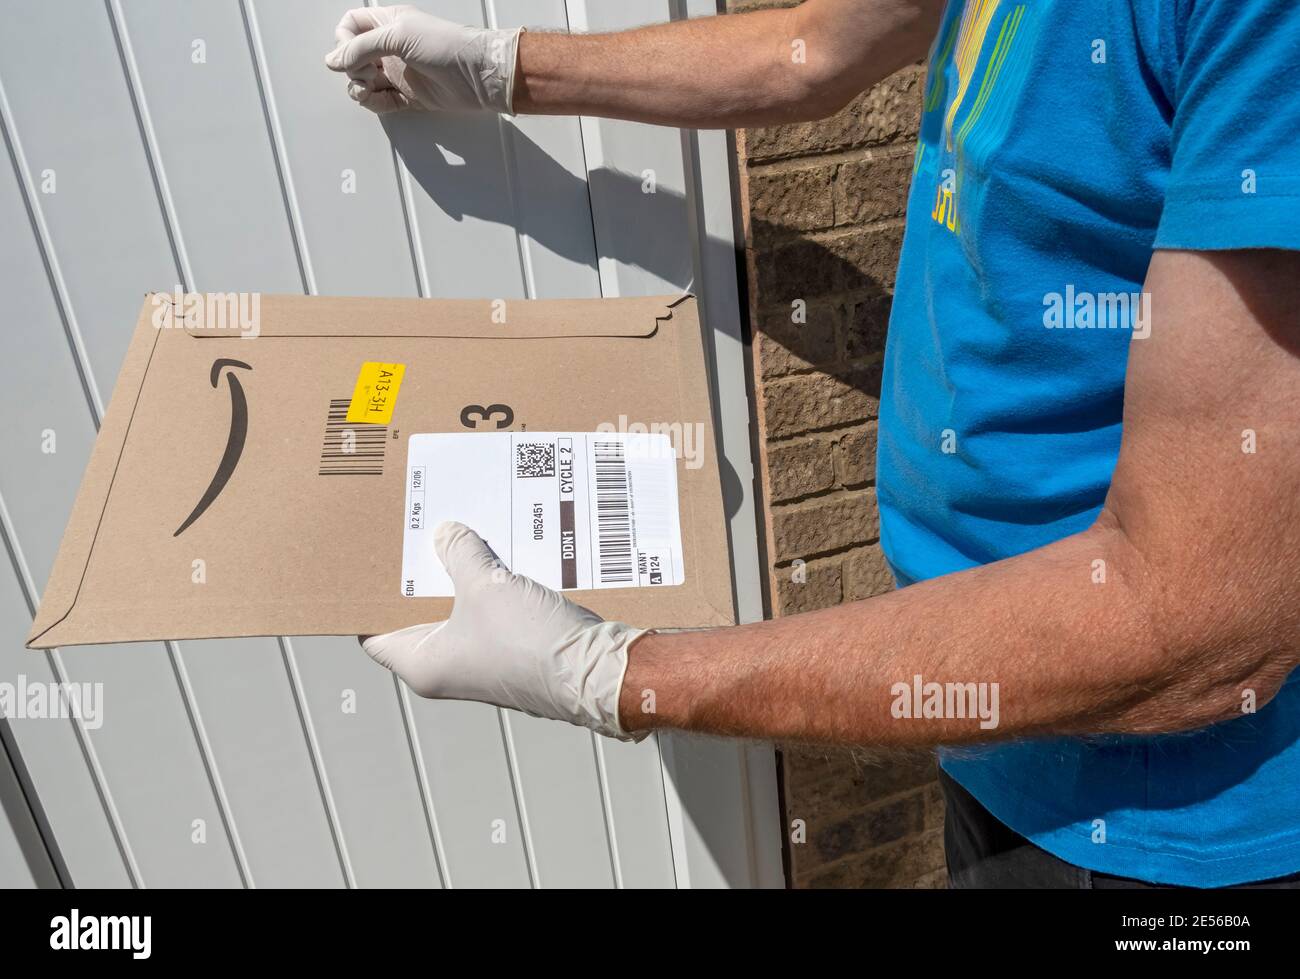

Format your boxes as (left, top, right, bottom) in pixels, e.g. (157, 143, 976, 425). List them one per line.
(27, 292, 735, 648)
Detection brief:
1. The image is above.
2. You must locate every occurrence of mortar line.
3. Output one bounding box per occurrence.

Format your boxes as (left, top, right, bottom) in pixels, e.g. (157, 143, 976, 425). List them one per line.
(745, 141, 920, 175)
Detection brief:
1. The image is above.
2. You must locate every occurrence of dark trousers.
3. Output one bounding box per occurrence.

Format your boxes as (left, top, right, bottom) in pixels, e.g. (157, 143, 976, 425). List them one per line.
(939, 768, 1300, 889)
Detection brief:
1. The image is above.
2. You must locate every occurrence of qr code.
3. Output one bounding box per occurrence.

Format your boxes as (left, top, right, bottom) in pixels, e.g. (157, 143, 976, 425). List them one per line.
(515, 442, 556, 478)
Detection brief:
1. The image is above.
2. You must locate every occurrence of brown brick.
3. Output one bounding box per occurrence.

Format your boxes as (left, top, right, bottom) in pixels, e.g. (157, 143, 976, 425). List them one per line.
(835, 423, 877, 487)
(784, 746, 938, 805)
(745, 64, 925, 163)
(766, 436, 835, 502)
(754, 235, 838, 300)
(799, 827, 946, 888)
(781, 747, 945, 886)
(843, 543, 894, 601)
(821, 223, 907, 293)
(726, 0, 796, 11)
(755, 224, 905, 303)
(755, 302, 838, 378)
(843, 292, 894, 359)
(757, 333, 814, 379)
(771, 489, 877, 559)
(748, 164, 835, 241)
(798, 789, 928, 870)
(761, 367, 879, 439)
(910, 867, 950, 889)
(835, 151, 914, 226)
(774, 556, 842, 615)
(855, 63, 926, 144)
(922, 779, 947, 831)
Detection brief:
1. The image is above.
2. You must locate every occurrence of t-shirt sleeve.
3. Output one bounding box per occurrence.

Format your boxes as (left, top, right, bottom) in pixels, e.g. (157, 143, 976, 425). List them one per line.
(1154, 0, 1300, 251)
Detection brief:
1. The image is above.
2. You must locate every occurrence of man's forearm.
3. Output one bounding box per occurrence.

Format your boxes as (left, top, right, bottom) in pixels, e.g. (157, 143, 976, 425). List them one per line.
(619, 513, 1266, 746)
(619, 250, 1300, 750)
(513, 1, 941, 128)
(354, 251, 1300, 748)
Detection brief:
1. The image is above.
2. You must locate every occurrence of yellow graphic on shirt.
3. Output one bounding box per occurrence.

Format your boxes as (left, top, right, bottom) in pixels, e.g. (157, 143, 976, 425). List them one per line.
(954, 5, 1025, 154)
(931, 174, 959, 233)
(927, 0, 1031, 235)
(943, 0, 1003, 152)
(924, 18, 961, 113)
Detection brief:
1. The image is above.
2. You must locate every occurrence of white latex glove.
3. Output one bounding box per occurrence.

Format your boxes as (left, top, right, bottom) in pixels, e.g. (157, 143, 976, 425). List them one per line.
(324, 5, 523, 115)
(362, 522, 648, 741)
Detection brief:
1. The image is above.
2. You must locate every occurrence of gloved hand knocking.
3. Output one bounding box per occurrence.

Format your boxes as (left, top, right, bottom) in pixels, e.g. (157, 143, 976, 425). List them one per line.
(324, 5, 523, 114)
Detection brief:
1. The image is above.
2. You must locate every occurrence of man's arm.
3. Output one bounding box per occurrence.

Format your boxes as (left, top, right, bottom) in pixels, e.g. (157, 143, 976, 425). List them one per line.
(514, 0, 944, 127)
(620, 249, 1300, 745)
(362, 250, 1300, 746)
(326, 1, 944, 126)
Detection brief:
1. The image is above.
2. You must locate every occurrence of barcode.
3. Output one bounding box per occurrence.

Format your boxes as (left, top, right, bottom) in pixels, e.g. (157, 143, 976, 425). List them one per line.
(319, 398, 386, 475)
(594, 440, 633, 584)
(515, 441, 555, 478)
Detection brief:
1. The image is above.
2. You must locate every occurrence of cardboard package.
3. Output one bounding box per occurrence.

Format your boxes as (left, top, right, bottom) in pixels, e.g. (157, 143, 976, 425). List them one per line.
(27, 292, 735, 649)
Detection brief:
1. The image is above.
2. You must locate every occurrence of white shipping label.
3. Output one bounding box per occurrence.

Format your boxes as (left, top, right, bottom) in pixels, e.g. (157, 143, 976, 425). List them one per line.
(401, 432, 685, 597)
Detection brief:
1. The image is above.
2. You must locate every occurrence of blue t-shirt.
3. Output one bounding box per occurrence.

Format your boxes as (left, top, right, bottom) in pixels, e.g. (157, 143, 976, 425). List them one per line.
(879, 0, 1300, 886)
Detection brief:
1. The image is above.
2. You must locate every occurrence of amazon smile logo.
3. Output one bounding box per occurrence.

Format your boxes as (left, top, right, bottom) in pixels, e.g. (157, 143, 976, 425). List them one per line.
(174, 358, 252, 537)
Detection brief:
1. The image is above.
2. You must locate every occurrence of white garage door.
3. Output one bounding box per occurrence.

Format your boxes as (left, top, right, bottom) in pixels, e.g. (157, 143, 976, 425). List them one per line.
(0, 0, 781, 888)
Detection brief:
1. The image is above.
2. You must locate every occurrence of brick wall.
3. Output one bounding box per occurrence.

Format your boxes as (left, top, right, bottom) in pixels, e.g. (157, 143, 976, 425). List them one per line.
(728, 0, 946, 888)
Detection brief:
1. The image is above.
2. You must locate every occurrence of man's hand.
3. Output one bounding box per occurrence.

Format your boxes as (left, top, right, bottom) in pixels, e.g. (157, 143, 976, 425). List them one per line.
(361, 522, 647, 741)
(324, 5, 523, 114)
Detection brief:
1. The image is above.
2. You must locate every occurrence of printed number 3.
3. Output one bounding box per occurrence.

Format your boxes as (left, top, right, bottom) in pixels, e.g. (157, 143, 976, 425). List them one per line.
(459, 403, 514, 429)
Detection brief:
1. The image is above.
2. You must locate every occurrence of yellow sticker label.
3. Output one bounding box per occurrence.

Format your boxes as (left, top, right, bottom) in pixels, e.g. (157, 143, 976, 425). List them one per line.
(346, 362, 405, 425)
